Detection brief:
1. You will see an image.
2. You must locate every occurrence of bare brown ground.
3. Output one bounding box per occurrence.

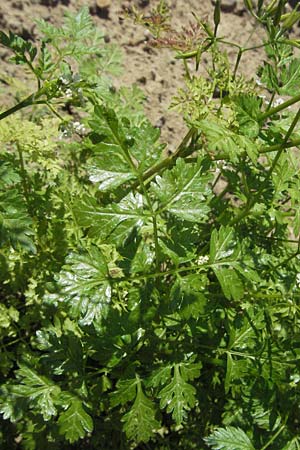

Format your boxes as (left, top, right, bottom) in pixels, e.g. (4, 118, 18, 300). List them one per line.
(0, 0, 277, 147)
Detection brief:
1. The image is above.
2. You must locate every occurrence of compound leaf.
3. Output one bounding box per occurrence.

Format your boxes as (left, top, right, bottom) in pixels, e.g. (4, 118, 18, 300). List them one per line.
(234, 95, 262, 138)
(279, 58, 300, 96)
(210, 227, 244, 301)
(0, 189, 36, 252)
(198, 117, 258, 162)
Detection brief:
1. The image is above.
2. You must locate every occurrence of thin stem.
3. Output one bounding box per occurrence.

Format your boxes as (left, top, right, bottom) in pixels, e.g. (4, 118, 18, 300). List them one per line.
(274, 233, 300, 269)
(259, 91, 300, 121)
(260, 423, 286, 450)
(17, 143, 30, 205)
(233, 48, 243, 79)
(0, 93, 45, 121)
(46, 102, 65, 121)
(230, 107, 300, 225)
(183, 59, 192, 81)
(130, 128, 197, 190)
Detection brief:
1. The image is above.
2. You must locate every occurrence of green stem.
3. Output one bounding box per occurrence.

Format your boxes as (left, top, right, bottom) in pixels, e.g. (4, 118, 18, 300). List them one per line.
(260, 423, 286, 450)
(230, 107, 300, 225)
(183, 59, 192, 81)
(130, 128, 197, 190)
(259, 91, 300, 121)
(274, 234, 300, 269)
(0, 92, 45, 121)
(46, 102, 65, 121)
(233, 48, 243, 79)
(17, 143, 30, 205)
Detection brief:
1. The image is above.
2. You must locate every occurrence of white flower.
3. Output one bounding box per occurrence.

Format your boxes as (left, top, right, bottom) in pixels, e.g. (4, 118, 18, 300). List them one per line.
(196, 255, 209, 265)
(273, 97, 284, 107)
(73, 121, 86, 134)
(296, 273, 300, 287)
(59, 76, 69, 85)
(65, 88, 73, 98)
(256, 78, 263, 86)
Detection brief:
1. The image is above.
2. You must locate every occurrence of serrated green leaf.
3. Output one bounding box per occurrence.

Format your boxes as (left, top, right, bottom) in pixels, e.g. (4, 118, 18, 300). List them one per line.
(234, 95, 262, 138)
(58, 398, 93, 443)
(210, 226, 237, 262)
(158, 363, 199, 425)
(213, 267, 244, 301)
(170, 274, 208, 319)
(152, 158, 212, 222)
(0, 304, 19, 329)
(210, 226, 244, 300)
(110, 378, 139, 407)
(147, 365, 172, 388)
(225, 352, 233, 394)
(75, 192, 148, 246)
(0, 189, 36, 252)
(279, 58, 300, 96)
(88, 143, 135, 192)
(11, 365, 60, 421)
(198, 117, 258, 162)
(50, 247, 111, 326)
(90, 105, 161, 172)
(205, 426, 255, 450)
(122, 379, 160, 443)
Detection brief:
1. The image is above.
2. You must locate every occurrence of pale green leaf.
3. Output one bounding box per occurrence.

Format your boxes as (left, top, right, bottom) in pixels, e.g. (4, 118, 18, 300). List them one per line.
(234, 95, 262, 138)
(75, 192, 148, 246)
(152, 158, 212, 222)
(11, 365, 60, 421)
(51, 247, 111, 326)
(225, 352, 233, 394)
(205, 426, 255, 450)
(198, 117, 258, 162)
(279, 58, 300, 96)
(213, 267, 244, 301)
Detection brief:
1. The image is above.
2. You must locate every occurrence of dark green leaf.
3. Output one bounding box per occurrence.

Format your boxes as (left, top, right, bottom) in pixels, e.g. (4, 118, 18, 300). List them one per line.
(158, 363, 200, 425)
(58, 398, 93, 443)
(122, 379, 160, 442)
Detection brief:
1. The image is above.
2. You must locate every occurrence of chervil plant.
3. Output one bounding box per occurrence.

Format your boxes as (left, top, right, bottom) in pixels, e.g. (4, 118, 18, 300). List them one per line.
(1, 1, 300, 449)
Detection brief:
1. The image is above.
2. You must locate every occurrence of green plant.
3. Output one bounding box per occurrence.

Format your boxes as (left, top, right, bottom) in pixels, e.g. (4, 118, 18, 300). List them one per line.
(0, 1, 300, 449)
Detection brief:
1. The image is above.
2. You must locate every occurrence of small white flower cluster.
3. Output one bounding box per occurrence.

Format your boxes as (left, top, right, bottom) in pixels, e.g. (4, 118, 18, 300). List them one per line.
(73, 121, 86, 135)
(296, 273, 300, 287)
(196, 255, 209, 265)
(59, 121, 87, 140)
(59, 76, 69, 85)
(65, 88, 73, 98)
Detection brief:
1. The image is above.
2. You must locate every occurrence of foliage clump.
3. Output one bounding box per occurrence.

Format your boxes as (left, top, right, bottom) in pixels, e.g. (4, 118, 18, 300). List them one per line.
(0, 2, 300, 449)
